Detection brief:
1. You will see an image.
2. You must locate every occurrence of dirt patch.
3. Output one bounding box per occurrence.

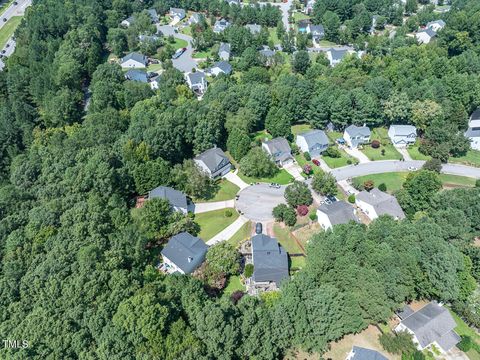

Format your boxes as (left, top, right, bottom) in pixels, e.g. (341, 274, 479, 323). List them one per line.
(323, 325, 399, 360)
(292, 223, 321, 248)
(408, 300, 429, 312)
(473, 237, 480, 247)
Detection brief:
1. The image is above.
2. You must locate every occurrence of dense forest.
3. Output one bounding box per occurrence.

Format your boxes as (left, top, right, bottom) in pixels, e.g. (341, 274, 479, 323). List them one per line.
(0, 0, 480, 358)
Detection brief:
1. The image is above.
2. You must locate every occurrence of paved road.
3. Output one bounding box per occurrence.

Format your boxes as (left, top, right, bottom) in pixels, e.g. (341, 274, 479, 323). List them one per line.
(157, 24, 197, 73)
(236, 183, 287, 222)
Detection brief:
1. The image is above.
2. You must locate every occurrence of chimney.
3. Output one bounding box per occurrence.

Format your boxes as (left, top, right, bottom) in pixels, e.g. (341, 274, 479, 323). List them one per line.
(187, 256, 193, 263)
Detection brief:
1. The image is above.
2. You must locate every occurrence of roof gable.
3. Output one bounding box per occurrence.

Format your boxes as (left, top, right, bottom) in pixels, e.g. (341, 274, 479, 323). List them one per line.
(161, 232, 207, 274)
(252, 234, 289, 285)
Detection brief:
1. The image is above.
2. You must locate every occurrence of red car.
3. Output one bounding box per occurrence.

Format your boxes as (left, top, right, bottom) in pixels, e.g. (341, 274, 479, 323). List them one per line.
(312, 159, 320, 166)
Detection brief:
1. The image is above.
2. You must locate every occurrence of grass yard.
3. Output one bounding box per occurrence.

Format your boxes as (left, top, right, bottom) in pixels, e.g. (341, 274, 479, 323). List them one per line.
(361, 128, 402, 161)
(440, 174, 476, 188)
(253, 129, 273, 142)
(407, 142, 431, 161)
(291, 124, 312, 136)
(317, 40, 337, 47)
(238, 169, 294, 185)
(198, 179, 239, 202)
(292, 222, 321, 249)
(195, 208, 239, 241)
(0, 16, 22, 49)
(273, 224, 304, 254)
(293, 12, 310, 22)
(193, 48, 213, 59)
(180, 26, 192, 36)
(146, 63, 162, 73)
(449, 308, 480, 360)
(450, 150, 480, 168)
(295, 153, 319, 176)
(223, 275, 245, 295)
(322, 147, 357, 168)
(268, 27, 280, 44)
(290, 256, 306, 270)
(227, 221, 252, 248)
(168, 37, 188, 50)
(326, 130, 343, 144)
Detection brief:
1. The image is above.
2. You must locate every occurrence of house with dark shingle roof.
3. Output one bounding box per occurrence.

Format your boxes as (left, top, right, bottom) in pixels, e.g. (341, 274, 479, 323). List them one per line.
(296, 129, 329, 156)
(262, 137, 293, 166)
(245, 24, 262, 34)
(251, 234, 289, 288)
(306, 24, 325, 42)
(326, 48, 350, 67)
(125, 69, 148, 83)
(416, 27, 437, 44)
(206, 61, 232, 76)
(213, 18, 230, 33)
(219, 42, 231, 61)
(426, 19, 446, 32)
(120, 52, 148, 68)
(356, 188, 405, 220)
(161, 232, 208, 274)
(465, 108, 480, 151)
(344, 124, 371, 148)
(169, 8, 186, 22)
(148, 186, 188, 214)
(194, 146, 232, 179)
(185, 71, 207, 95)
(395, 302, 460, 353)
(317, 201, 359, 230)
(346, 346, 388, 360)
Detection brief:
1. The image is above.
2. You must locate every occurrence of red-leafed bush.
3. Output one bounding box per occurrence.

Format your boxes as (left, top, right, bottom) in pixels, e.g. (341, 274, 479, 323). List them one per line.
(297, 205, 309, 216)
(303, 164, 312, 175)
(371, 140, 381, 149)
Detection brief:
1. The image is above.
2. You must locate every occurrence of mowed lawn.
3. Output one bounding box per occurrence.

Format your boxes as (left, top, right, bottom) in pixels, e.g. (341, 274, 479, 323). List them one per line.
(195, 208, 239, 241)
(450, 150, 480, 168)
(0, 16, 22, 49)
(322, 147, 357, 168)
(361, 128, 402, 161)
(198, 179, 239, 202)
(273, 224, 304, 254)
(449, 309, 480, 360)
(407, 142, 431, 161)
(239, 169, 294, 185)
(223, 275, 244, 295)
(227, 221, 252, 248)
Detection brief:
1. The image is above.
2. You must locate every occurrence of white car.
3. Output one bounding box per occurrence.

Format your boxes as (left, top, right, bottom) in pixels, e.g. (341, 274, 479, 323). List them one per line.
(408, 166, 418, 171)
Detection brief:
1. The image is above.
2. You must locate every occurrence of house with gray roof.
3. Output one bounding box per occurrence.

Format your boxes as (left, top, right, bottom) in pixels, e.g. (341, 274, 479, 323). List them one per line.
(426, 19, 446, 32)
(416, 27, 437, 44)
(306, 24, 325, 42)
(259, 46, 276, 66)
(121, 9, 159, 27)
(206, 61, 232, 76)
(326, 48, 351, 66)
(295, 130, 329, 156)
(465, 108, 480, 151)
(356, 188, 405, 221)
(262, 137, 293, 166)
(185, 71, 207, 95)
(213, 18, 230, 33)
(395, 302, 460, 353)
(388, 125, 417, 146)
(169, 8, 186, 22)
(188, 13, 202, 25)
(344, 125, 371, 148)
(194, 146, 231, 179)
(219, 42, 231, 61)
(161, 232, 207, 274)
(120, 52, 148, 68)
(251, 234, 289, 289)
(346, 346, 388, 360)
(138, 34, 161, 43)
(317, 201, 359, 230)
(148, 186, 188, 214)
(245, 24, 262, 34)
(125, 69, 148, 83)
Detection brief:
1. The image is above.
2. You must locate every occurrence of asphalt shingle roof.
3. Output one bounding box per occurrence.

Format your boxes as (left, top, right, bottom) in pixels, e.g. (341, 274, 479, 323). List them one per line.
(356, 188, 405, 219)
(219, 42, 231, 54)
(263, 137, 292, 162)
(121, 52, 147, 66)
(211, 61, 232, 74)
(194, 147, 230, 173)
(246, 24, 262, 34)
(350, 346, 388, 360)
(251, 234, 289, 286)
(125, 69, 148, 83)
(345, 124, 371, 138)
(161, 232, 207, 274)
(298, 130, 329, 148)
(389, 125, 417, 137)
(318, 201, 358, 226)
(148, 186, 188, 210)
(187, 71, 206, 85)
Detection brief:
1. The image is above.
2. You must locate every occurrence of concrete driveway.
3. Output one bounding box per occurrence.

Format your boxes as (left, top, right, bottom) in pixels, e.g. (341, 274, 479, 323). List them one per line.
(235, 184, 287, 222)
(283, 162, 304, 181)
(157, 25, 197, 73)
(342, 146, 370, 163)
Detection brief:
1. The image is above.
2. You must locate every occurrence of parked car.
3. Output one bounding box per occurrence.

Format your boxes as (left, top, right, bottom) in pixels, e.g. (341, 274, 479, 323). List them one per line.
(326, 195, 337, 203)
(269, 183, 281, 189)
(312, 159, 320, 166)
(172, 47, 187, 59)
(3, 18, 7, 22)
(408, 166, 418, 172)
(255, 223, 262, 234)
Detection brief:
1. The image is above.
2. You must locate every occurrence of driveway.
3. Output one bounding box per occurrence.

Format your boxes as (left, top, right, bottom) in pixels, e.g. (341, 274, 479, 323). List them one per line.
(396, 146, 413, 161)
(224, 170, 249, 190)
(206, 216, 249, 245)
(235, 184, 287, 222)
(192, 200, 235, 214)
(342, 146, 370, 163)
(283, 162, 304, 181)
(157, 25, 197, 73)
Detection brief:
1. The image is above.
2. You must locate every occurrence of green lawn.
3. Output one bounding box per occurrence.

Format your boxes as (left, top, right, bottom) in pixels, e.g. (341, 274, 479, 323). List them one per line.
(439, 174, 476, 188)
(273, 224, 304, 254)
(193, 48, 213, 59)
(168, 37, 188, 50)
(0, 16, 22, 49)
(268, 27, 280, 44)
(295, 153, 318, 176)
(322, 148, 357, 168)
(197, 179, 239, 202)
(223, 275, 245, 295)
(360, 128, 402, 161)
(291, 124, 312, 136)
(317, 40, 337, 47)
(253, 130, 273, 142)
(449, 309, 480, 360)
(180, 26, 192, 36)
(450, 150, 480, 168)
(326, 130, 343, 144)
(238, 169, 294, 185)
(146, 63, 162, 73)
(195, 208, 239, 241)
(227, 221, 252, 248)
(293, 12, 310, 22)
(407, 142, 431, 161)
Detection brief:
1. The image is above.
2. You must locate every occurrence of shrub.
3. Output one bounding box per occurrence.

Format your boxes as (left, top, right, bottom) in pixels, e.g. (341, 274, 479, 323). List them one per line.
(225, 209, 233, 217)
(303, 164, 312, 175)
(347, 159, 352, 165)
(324, 146, 341, 158)
(457, 336, 473, 352)
(352, 178, 364, 191)
(422, 158, 442, 173)
(244, 264, 254, 278)
(283, 207, 297, 226)
(348, 194, 355, 203)
(231, 290, 244, 305)
(272, 204, 289, 222)
(379, 332, 416, 355)
(309, 212, 317, 221)
(364, 180, 375, 191)
(381, 149, 386, 156)
(378, 183, 387, 192)
(371, 140, 381, 148)
(297, 205, 309, 216)
(475, 179, 480, 188)
(304, 152, 311, 161)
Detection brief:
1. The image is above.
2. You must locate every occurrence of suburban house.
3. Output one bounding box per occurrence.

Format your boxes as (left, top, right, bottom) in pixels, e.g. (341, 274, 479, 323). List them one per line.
(120, 52, 147, 68)
(395, 302, 460, 353)
(304, 0, 315, 14)
(426, 19, 446, 32)
(194, 146, 232, 179)
(306, 24, 325, 42)
(465, 108, 480, 150)
(218, 42, 231, 61)
(121, 9, 158, 27)
(206, 61, 232, 76)
(262, 137, 294, 166)
(125, 69, 148, 84)
(345, 346, 388, 360)
(326, 48, 350, 67)
(188, 13, 202, 25)
(169, 8, 186, 22)
(343, 124, 371, 148)
(317, 201, 359, 230)
(148, 186, 188, 214)
(259, 46, 276, 66)
(185, 71, 207, 95)
(416, 27, 437, 44)
(356, 188, 406, 221)
(251, 234, 289, 291)
(138, 34, 161, 43)
(121, 16, 135, 27)
(213, 18, 230, 33)
(296, 129, 329, 156)
(161, 232, 208, 274)
(245, 24, 262, 34)
(388, 125, 417, 146)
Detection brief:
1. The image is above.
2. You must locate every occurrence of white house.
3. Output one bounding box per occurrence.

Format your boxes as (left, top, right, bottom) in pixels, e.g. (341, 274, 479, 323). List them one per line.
(194, 146, 232, 179)
(169, 8, 186, 22)
(343, 125, 371, 148)
(465, 108, 480, 150)
(317, 201, 359, 230)
(206, 61, 232, 76)
(262, 137, 293, 166)
(218, 42, 231, 61)
(185, 71, 207, 95)
(395, 302, 460, 353)
(161, 232, 207, 274)
(388, 125, 417, 147)
(120, 52, 147, 69)
(426, 19, 446, 32)
(295, 130, 329, 156)
(416, 27, 437, 44)
(356, 188, 405, 221)
(213, 18, 230, 33)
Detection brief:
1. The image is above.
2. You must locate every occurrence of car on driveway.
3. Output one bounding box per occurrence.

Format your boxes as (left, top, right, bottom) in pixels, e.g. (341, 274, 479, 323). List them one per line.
(269, 183, 281, 189)
(312, 159, 320, 166)
(326, 195, 337, 203)
(255, 223, 262, 234)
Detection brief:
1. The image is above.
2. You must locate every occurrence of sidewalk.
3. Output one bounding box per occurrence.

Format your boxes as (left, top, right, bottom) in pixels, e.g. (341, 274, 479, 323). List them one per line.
(337, 180, 359, 195)
(193, 200, 234, 214)
(206, 216, 249, 245)
(224, 170, 249, 190)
